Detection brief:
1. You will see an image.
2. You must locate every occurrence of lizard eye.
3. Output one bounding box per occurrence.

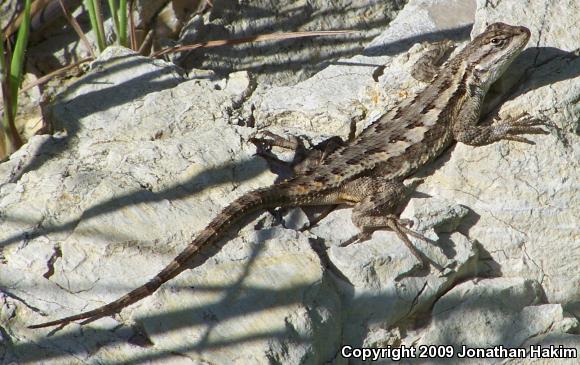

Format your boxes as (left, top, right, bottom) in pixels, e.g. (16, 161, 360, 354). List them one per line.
(490, 38, 504, 46)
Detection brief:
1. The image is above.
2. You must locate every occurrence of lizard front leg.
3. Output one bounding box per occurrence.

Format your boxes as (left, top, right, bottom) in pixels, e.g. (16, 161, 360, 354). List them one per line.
(453, 100, 549, 146)
(411, 40, 456, 82)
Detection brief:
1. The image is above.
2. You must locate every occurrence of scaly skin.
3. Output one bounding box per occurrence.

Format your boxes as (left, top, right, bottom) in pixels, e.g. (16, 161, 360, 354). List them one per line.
(30, 23, 547, 329)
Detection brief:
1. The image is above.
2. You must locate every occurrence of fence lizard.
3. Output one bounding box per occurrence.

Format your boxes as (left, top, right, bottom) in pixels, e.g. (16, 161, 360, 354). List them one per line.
(30, 22, 547, 329)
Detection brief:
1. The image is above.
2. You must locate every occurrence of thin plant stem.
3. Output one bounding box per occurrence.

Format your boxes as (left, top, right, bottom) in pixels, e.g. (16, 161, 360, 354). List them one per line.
(58, 0, 96, 58)
(128, 0, 137, 50)
(153, 30, 354, 57)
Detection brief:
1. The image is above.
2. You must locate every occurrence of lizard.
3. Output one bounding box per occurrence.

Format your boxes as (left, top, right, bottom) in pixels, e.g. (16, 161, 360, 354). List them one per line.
(29, 22, 547, 329)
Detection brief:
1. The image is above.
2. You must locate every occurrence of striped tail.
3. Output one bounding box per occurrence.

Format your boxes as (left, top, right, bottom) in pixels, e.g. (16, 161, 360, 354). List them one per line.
(29, 184, 300, 329)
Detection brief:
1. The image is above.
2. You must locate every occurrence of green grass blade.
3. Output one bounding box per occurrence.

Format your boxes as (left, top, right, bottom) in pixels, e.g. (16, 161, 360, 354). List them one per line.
(107, 0, 120, 40)
(108, 0, 128, 47)
(118, 0, 128, 46)
(0, 33, 7, 157)
(92, 0, 107, 50)
(85, 0, 106, 51)
(9, 0, 32, 117)
(0, 0, 30, 154)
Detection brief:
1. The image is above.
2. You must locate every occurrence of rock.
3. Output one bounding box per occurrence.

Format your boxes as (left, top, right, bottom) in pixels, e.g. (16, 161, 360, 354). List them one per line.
(422, 0, 580, 319)
(176, 0, 407, 90)
(0, 1, 18, 31)
(513, 333, 580, 365)
(403, 278, 579, 365)
(0, 0, 578, 364)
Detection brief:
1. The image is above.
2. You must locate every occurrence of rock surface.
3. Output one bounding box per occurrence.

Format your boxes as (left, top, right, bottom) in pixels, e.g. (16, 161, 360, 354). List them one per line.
(0, 0, 578, 364)
(175, 0, 407, 91)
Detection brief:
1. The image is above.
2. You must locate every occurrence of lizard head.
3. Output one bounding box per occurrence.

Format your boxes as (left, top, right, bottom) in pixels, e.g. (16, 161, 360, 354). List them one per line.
(461, 22, 531, 92)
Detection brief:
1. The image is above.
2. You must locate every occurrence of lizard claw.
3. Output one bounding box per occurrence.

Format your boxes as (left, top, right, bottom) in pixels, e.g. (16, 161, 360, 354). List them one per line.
(386, 217, 444, 272)
(397, 218, 414, 228)
(250, 131, 302, 151)
(491, 113, 550, 144)
(340, 232, 372, 247)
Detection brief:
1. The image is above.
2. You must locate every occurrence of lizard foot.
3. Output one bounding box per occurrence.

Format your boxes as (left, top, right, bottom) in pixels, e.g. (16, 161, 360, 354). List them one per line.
(341, 216, 442, 272)
(250, 131, 304, 151)
(490, 112, 550, 144)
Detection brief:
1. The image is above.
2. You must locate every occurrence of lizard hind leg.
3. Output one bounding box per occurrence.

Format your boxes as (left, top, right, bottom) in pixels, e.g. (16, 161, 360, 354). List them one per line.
(342, 177, 438, 270)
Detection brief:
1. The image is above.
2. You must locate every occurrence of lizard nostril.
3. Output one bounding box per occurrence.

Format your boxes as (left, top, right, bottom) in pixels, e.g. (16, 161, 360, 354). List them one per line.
(519, 27, 531, 36)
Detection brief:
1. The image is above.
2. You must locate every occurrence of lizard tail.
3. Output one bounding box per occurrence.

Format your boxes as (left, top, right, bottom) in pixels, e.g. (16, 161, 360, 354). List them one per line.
(29, 184, 301, 329)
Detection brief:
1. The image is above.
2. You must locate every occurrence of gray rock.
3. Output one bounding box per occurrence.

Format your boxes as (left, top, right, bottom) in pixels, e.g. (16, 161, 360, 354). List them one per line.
(0, 0, 578, 364)
(253, 0, 579, 361)
(176, 0, 407, 90)
(403, 278, 578, 365)
(422, 0, 580, 319)
(0, 1, 18, 32)
(507, 333, 580, 365)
